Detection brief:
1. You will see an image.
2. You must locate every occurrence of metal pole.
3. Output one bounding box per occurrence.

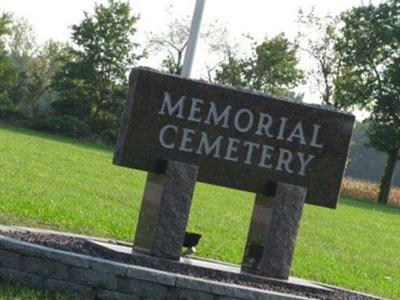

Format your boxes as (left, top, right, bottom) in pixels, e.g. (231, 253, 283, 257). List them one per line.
(180, 0, 206, 78)
(133, 0, 206, 253)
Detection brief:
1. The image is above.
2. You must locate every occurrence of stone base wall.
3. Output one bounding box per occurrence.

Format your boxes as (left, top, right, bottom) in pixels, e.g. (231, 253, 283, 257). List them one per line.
(0, 235, 308, 300)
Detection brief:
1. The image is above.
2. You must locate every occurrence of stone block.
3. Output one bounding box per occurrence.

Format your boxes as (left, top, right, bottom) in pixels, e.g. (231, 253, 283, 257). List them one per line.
(43, 278, 94, 298)
(258, 184, 307, 280)
(69, 266, 117, 290)
(0, 249, 22, 269)
(175, 275, 306, 300)
(150, 161, 199, 261)
(0, 235, 90, 270)
(43, 249, 90, 269)
(0, 266, 43, 288)
(89, 257, 128, 276)
(167, 287, 216, 300)
(20, 256, 69, 281)
(0, 235, 48, 257)
(175, 275, 212, 293)
(242, 193, 274, 271)
(125, 265, 176, 286)
(117, 276, 169, 298)
(254, 291, 312, 300)
(209, 282, 258, 300)
(114, 67, 355, 208)
(96, 289, 141, 300)
(134, 172, 165, 250)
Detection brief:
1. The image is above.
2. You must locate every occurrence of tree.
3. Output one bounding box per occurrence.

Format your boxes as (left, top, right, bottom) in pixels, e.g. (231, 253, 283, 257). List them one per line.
(32, 40, 70, 115)
(146, 11, 190, 75)
(297, 9, 350, 109)
(146, 8, 231, 77)
(0, 13, 11, 49)
(53, 0, 142, 139)
(0, 13, 14, 110)
(215, 34, 304, 98)
(214, 55, 246, 88)
(2, 18, 67, 118)
(148, 17, 304, 97)
(0, 16, 69, 119)
(336, 0, 400, 204)
(4, 17, 38, 116)
(366, 113, 400, 203)
(345, 121, 400, 186)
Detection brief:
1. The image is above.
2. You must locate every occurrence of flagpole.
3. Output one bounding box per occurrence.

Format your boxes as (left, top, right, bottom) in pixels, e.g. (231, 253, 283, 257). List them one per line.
(133, 0, 207, 253)
(181, 0, 206, 78)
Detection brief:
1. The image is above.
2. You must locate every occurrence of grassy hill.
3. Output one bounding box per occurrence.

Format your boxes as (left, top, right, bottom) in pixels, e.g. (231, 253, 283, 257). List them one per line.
(0, 123, 399, 299)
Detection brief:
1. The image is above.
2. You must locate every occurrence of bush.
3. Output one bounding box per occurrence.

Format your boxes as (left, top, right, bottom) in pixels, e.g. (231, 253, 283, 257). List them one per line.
(0, 109, 27, 122)
(99, 129, 118, 145)
(24, 115, 90, 138)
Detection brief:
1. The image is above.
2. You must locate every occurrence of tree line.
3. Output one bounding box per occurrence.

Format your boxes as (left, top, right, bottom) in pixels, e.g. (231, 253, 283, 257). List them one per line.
(0, 0, 398, 204)
(346, 122, 400, 187)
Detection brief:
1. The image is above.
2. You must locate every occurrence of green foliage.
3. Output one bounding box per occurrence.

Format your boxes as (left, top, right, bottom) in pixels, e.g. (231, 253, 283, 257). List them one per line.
(0, 109, 26, 121)
(1, 17, 67, 118)
(32, 41, 70, 115)
(0, 280, 74, 300)
(345, 121, 400, 186)
(336, 0, 400, 203)
(0, 13, 14, 109)
(146, 11, 191, 75)
(1, 124, 400, 299)
(147, 10, 228, 76)
(53, 0, 141, 139)
(161, 54, 183, 75)
(214, 56, 246, 88)
(367, 112, 400, 204)
(5, 17, 37, 115)
(23, 115, 90, 138)
(367, 115, 400, 159)
(297, 9, 352, 109)
(0, 13, 12, 45)
(245, 34, 304, 95)
(336, 0, 399, 110)
(215, 34, 304, 98)
(51, 49, 92, 120)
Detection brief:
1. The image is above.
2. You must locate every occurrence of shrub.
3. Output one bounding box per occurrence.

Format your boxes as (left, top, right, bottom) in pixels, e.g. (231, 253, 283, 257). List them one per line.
(25, 115, 90, 138)
(99, 129, 118, 146)
(0, 109, 26, 122)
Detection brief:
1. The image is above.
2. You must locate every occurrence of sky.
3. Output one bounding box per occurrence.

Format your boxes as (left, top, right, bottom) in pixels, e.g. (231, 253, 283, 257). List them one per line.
(0, 0, 377, 114)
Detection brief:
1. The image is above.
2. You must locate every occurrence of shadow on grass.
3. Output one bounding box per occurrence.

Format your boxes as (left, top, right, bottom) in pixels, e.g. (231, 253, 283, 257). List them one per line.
(0, 122, 113, 154)
(339, 197, 400, 215)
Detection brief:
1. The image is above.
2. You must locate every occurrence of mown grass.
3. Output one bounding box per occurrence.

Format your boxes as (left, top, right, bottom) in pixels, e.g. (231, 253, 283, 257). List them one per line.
(0, 280, 75, 300)
(0, 123, 399, 299)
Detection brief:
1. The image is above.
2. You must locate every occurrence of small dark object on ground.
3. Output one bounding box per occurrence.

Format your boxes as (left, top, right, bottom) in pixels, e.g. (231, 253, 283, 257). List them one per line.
(182, 232, 202, 256)
(183, 232, 201, 248)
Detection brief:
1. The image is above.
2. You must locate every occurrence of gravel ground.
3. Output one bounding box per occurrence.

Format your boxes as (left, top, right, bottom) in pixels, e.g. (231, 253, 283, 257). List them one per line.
(0, 230, 382, 300)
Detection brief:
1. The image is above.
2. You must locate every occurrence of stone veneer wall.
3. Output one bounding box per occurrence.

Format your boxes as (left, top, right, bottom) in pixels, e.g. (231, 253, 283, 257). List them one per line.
(0, 235, 310, 300)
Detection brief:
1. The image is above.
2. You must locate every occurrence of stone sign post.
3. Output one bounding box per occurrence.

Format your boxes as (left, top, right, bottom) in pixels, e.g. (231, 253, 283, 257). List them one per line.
(132, 0, 206, 257)
(114, 67, 355, 279)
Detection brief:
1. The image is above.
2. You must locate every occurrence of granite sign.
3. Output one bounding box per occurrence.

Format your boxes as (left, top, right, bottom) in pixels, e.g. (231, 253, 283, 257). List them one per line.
(114, 67, 355, 208)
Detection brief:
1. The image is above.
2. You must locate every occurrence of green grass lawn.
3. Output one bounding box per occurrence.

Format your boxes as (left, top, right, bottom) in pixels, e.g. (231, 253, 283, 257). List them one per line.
(0, 280, 75, 300)
(1, 123, 399, 299)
